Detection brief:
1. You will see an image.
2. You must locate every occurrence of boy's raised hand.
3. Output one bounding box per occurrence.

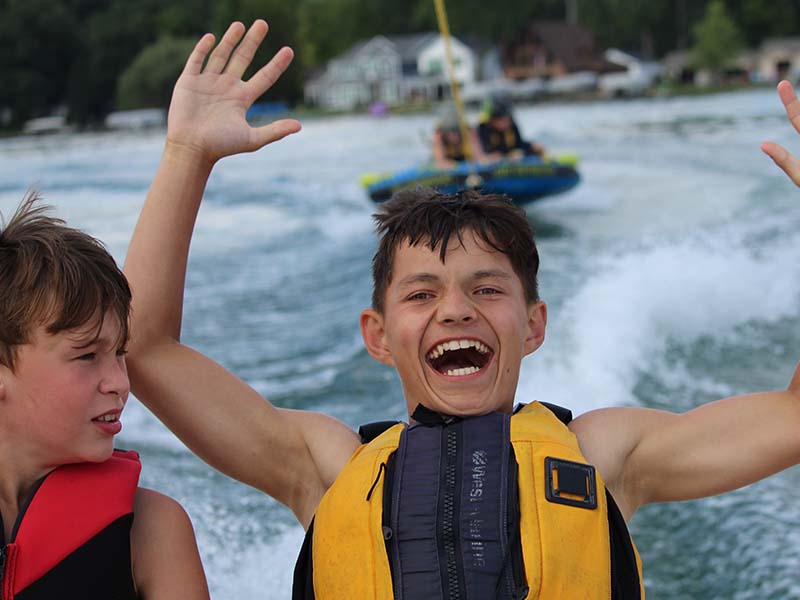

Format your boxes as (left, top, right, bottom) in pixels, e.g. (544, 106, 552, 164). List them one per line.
(166, 20, 301, 165)
(762, 80, 800, 187)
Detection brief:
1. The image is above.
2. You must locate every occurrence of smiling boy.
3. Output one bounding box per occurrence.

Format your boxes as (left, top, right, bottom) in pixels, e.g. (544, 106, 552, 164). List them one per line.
(124, 21, 800, 599)
(0, 192, 209, 599)
(362, 190, 546, 419)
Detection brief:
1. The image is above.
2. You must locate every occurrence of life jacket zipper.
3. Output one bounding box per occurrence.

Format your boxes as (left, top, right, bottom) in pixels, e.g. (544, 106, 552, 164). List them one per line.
(439, 424, 465, 600)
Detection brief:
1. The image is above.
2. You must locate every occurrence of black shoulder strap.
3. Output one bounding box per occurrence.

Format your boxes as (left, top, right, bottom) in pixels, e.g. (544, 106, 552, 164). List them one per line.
(292, 519, 315, 600)
(358, 420, 402, 444)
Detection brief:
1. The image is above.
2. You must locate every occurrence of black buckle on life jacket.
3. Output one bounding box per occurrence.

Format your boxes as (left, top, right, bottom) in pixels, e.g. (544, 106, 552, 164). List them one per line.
(544, 457, 598, 509)
(410, 404, 462, 426)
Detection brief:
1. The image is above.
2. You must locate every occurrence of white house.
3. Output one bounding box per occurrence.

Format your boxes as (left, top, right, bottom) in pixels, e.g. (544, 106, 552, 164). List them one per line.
(598, 49, 663, 97)
(304, 33, 477, 110)
(756, 38, 800, 82)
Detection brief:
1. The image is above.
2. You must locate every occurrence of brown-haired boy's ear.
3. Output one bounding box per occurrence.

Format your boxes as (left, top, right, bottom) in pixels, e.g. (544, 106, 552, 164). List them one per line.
(360, 308, 396, 367)
(523, 301, 547, 356)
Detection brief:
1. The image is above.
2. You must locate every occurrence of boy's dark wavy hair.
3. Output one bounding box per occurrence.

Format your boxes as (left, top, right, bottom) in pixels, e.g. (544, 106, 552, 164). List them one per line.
(0, 190, 131, 369)
(371, 187, 540, 313)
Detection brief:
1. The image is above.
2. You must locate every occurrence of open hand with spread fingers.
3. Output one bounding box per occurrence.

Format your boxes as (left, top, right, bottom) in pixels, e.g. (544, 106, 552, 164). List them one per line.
(762, 80, 800, 187)
(166, 20, 301, 166)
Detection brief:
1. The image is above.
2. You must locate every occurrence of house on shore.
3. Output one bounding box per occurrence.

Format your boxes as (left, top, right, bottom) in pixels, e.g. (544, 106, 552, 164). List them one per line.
(599, 49, 663, 97)
(463, 20, 626, 102)
(303, 33, 477, 111)
(756, 38, 800, 82)
(500, 21, 623, 81)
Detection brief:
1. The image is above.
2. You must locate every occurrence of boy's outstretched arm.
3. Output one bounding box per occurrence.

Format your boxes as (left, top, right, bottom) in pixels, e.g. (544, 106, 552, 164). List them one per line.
(124, 21, 360, 526)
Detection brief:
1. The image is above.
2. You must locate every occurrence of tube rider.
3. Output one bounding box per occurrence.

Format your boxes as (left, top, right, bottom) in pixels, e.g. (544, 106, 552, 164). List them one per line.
(478, 95, 546, 161)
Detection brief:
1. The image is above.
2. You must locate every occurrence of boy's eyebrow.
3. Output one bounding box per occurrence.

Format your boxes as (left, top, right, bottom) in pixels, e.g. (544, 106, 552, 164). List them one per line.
(396, 269, 513, 288)
(69, 337, 100, 350)
(472, 269, 513, 281)
(65, 328, 104, 349)
(396, 273, 441, 288)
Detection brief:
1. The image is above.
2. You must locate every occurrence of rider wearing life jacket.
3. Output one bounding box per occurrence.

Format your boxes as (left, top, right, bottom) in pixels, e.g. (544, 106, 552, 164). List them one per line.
(0, 192, 209, 600)
(432, 108, 486, 168)
(478, 95, 545, 161)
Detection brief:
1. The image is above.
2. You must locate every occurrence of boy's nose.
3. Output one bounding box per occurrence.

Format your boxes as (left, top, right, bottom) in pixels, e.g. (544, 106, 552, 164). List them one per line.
(100, 355, 131, 398)
(437, 288, 476, 324)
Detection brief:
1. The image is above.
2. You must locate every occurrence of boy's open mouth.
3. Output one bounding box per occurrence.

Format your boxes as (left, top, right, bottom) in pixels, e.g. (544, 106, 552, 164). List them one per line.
(426, 339, 493, 377)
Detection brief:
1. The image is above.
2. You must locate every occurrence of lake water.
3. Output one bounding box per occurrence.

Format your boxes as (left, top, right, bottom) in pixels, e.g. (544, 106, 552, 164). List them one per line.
(1, 88, 799, 599)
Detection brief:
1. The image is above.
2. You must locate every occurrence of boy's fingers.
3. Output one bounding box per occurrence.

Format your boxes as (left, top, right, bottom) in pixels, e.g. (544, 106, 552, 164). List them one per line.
(777, 80, 800, 135)
(183, 34, 215, 76)
(761, 141, 800, 187)
(245, 46, 294, 99)
(225, 20, 268, 79)
(250, 119, 302, 150)
(205, 22, 246, 74)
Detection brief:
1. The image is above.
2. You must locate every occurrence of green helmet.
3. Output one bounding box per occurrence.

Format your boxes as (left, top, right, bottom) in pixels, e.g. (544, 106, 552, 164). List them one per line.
(482, 94, 512, 120)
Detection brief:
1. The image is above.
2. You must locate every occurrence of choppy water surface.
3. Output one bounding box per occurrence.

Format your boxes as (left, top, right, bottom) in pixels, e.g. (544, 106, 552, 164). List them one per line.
(1, 88, 799, 599)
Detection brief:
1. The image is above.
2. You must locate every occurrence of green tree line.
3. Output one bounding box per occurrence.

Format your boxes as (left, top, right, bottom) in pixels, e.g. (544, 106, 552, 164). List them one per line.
(1, 0, 798, 129)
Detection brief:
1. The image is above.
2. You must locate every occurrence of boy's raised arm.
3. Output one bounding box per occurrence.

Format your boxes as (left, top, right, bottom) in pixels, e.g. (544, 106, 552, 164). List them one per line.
(124, 21, 359, 525)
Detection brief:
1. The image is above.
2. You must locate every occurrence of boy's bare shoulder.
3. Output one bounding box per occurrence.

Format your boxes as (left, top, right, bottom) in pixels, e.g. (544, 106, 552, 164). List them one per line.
(569, 405, 673, 458)
(131, 488, 210, 599)
(133, 488, 189, 522)
(132, 488, 197, 552)
(570, 406, 679, 518)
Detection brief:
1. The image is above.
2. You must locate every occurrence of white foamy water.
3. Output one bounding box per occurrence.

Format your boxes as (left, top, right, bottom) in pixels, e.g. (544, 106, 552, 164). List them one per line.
(1, 87, 798, 599)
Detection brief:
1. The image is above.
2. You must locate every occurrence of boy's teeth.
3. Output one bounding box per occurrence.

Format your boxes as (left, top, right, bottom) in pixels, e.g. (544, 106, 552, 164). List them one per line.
(96, 414, 118, 422)
(445, 366, 480, 377)
(428, 339, 490, 360)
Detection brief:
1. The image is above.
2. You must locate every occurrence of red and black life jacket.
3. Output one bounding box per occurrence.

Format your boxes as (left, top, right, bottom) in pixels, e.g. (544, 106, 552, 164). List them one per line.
(0, 450, 140, 600)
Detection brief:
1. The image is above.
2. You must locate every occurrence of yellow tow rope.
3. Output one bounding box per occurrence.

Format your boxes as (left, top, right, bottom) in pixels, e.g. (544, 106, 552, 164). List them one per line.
(433, 0, 481, 186)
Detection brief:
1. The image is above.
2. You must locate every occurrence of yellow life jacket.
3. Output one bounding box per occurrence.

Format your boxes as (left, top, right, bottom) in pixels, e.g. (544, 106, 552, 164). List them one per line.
(302, 402, 644, 599)
(480, 123, 522, 155)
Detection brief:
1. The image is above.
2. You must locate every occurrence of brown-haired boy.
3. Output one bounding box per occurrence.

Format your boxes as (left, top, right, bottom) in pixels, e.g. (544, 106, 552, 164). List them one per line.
(124, 21, 800, 598)
(0, 192, 209, 599)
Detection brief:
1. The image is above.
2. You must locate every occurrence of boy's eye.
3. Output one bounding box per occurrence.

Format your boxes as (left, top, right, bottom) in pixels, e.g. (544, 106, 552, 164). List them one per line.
(408, 291, 433, 301)
(76, 352, 97, 361)
(476, 287, 500, 295)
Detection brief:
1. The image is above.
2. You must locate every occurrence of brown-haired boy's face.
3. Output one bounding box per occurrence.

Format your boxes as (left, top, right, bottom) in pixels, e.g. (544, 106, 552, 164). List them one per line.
(0, 311, 129, 466)
(361, 231, 546, 417)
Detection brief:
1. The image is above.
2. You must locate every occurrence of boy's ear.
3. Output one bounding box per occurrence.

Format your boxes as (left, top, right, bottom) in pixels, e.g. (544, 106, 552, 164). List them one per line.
(523, 301, 547, 356)
(360, 308, 396, 367)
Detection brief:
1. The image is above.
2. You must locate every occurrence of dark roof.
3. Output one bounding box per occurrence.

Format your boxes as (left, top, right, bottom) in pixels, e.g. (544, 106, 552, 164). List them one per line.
(385, 32, 441, 61)
(338, 36, 397, 62)
(337, 32, 470, 64)
(508, 21, 622, 73)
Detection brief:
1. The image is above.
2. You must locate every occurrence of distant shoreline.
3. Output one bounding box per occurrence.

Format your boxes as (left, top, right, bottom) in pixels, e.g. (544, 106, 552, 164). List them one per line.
(0, 82, 777, 138)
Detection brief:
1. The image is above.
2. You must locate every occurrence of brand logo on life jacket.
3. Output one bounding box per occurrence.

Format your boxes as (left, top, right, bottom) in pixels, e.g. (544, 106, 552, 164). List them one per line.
(468, 449, 488, 567)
